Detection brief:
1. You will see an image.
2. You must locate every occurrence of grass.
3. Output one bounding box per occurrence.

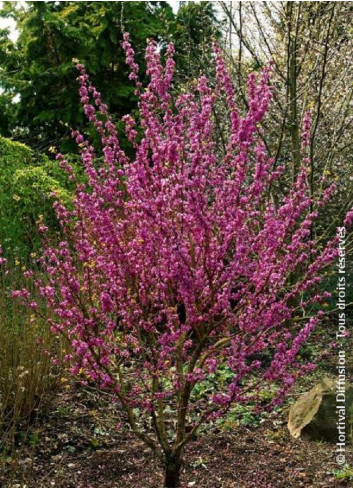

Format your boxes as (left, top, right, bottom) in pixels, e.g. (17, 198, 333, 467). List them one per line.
(0, 260, 62, 453)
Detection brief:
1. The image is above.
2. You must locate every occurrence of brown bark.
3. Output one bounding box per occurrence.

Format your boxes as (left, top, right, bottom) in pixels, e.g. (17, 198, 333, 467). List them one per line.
(164, 458, 182, 488)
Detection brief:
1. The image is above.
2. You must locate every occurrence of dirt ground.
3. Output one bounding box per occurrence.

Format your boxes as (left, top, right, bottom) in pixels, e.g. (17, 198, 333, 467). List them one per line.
(2, 380, 352, 488)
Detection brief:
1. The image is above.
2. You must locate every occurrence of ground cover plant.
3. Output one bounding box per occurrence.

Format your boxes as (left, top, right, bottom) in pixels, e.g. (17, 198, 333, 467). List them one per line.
(12, 33, 353, 487)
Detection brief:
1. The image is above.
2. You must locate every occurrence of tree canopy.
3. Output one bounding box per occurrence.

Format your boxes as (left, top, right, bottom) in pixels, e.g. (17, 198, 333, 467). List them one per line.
(0, 1, 220, 152)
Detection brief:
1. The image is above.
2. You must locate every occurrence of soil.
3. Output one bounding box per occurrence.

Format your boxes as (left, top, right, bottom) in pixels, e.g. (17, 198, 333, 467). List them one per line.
(1, 380, 352, 488)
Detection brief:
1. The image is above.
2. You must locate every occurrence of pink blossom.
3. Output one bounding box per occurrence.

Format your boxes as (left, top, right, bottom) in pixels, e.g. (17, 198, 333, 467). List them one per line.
(13, 35, 353, 459)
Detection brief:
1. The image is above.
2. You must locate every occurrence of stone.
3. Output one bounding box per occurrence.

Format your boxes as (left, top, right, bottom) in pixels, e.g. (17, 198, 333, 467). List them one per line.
(288, 377, 353, 443)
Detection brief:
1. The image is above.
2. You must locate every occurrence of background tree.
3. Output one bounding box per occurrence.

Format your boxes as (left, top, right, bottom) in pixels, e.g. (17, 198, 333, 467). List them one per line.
(219, 1, 353, 236)
(173, 2, 222, 82)
(0, 1, 220, 153)
(0, 1, 174, 151)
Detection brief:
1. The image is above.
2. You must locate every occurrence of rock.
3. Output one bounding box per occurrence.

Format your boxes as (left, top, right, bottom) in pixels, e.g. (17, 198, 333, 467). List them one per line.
(288, 377, 353, 443)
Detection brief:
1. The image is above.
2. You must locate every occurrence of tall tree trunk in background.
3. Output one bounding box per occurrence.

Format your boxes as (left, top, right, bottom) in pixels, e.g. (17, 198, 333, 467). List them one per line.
(286, 2, 301, 181)
(309, 4, 335, 205)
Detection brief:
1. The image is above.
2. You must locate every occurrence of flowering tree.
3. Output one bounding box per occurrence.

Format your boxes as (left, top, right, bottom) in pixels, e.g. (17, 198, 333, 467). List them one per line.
(13, 34, 352, 487)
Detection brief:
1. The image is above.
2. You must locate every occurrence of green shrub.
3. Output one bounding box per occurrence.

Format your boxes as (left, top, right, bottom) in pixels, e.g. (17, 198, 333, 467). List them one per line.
(0, 137, 74, 260)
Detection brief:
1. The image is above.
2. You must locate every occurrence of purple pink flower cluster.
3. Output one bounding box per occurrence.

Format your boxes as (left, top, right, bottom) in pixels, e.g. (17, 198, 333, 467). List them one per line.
(13, 34, 352, 430)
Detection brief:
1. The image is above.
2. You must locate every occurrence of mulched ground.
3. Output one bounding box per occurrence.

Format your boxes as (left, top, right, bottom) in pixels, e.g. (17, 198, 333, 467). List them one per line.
(1, 380, 352, 488)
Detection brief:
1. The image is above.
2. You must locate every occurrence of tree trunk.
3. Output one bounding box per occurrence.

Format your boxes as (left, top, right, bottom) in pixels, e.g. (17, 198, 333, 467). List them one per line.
(164, 459, 181, 488)
(287, 5, 301, 181)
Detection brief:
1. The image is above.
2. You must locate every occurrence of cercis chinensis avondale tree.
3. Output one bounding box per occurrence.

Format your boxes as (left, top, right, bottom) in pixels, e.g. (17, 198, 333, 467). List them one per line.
(13, 33, 353, 487)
